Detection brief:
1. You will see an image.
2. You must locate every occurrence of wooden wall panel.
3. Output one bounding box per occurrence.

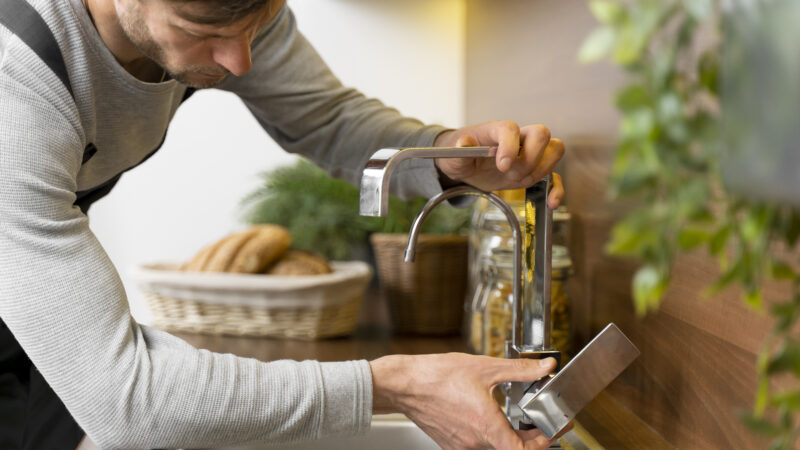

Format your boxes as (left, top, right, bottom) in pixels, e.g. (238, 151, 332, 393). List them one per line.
(592, 260, 765, 449)
(564, 142, 785, 448)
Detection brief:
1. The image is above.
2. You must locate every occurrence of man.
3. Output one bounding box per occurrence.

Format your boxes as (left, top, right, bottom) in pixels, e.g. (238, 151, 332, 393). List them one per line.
(0, 0, 567, 448)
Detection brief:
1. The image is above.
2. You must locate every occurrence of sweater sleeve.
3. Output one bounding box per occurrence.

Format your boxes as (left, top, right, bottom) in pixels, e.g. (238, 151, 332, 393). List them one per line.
(219, 4, 450, 201)
(0, 36, 372, 449)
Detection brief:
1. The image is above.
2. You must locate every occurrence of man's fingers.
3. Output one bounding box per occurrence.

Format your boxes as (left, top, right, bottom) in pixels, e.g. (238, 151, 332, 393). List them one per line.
(490, 121, 521, 173)
(514, 124, 551, 177)
(455, 135, 479, 147)
(548, 172, 564, 209)
(483, 412, 527, 450)
(486, 357, 557, 386)
(533, 138, 565, 179)
(517, 428, 554, 449)
(437, 135, 481, 176)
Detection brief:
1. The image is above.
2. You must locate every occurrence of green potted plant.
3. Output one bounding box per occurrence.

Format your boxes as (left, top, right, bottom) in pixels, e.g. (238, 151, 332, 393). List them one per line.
(240, 157, 471, 335)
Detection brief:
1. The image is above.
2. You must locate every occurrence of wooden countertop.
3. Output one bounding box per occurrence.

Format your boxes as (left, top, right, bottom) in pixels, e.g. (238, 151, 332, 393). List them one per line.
(172, 287, 672, 449)
(172, 286, 468, 361)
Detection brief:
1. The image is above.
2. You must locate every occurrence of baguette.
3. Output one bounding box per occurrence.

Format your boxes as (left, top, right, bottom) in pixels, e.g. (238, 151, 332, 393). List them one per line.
(267, 250, 332, 275)
(182, 225, 291, 273)
(228, 225, 291, 273)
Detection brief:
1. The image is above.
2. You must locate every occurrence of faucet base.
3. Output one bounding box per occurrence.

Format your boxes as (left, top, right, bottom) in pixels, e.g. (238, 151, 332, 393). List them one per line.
(504, 346, 562, 430)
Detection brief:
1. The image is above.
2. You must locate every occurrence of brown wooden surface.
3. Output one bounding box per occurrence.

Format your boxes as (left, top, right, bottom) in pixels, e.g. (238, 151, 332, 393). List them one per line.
(577, 391, 676, 450)
(565, 142, 790, 449)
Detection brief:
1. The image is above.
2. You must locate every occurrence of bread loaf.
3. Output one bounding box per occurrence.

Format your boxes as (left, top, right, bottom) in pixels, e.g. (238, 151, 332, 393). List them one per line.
(182, 225, 291, 273)
(267, 250, 332, 276)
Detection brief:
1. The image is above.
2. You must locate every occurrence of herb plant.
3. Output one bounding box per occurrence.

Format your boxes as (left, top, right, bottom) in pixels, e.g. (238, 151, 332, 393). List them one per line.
(240, 158, 470, 260)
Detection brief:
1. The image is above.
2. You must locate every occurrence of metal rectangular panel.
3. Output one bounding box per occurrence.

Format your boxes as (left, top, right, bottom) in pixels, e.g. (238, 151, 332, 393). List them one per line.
(517, 323, 640, 439)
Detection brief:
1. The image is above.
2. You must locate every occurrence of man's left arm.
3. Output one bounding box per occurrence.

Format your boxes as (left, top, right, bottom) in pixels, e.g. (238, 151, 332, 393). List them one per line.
(220, 3, 564, 202)
(219, 4, 446, 200)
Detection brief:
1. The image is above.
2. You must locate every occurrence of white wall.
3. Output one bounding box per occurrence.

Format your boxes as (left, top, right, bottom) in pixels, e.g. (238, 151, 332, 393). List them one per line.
(88, 0, 466, 323)
(465, 0, 624, 139)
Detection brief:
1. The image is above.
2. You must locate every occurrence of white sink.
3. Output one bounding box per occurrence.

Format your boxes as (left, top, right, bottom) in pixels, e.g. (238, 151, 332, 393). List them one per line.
(282, 414, 439, 450)
(214, 414, 590, 450)
(215, 414, 439, 450)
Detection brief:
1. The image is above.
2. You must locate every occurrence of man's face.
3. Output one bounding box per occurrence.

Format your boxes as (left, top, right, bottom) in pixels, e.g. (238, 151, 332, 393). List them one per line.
(115, 0, 276, 88)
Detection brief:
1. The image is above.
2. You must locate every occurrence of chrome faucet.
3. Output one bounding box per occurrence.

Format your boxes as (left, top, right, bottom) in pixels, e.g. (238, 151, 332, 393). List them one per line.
(358, 146, 640, 439)
(358, 146, 556, 429)
(402, 182, 557, 431)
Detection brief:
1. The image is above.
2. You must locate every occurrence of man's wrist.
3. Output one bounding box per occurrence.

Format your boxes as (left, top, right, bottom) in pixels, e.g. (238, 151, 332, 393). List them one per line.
(369, 355, 410, 415)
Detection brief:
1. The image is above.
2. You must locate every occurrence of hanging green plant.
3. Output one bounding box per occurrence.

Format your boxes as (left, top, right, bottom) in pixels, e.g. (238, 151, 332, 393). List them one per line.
(581, 0, 800, 447)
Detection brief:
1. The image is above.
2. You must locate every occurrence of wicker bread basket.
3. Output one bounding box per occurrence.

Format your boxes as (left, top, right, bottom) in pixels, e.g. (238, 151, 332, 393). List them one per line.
(370, 233, 468, 335)
(131, 261, 372, 339)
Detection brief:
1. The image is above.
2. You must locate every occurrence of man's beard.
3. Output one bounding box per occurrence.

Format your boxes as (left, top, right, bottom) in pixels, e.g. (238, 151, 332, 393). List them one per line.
(117, 6, 230, 88)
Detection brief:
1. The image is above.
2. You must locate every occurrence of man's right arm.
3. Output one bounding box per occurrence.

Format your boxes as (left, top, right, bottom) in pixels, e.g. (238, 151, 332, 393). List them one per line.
(0, 39, 372, 448)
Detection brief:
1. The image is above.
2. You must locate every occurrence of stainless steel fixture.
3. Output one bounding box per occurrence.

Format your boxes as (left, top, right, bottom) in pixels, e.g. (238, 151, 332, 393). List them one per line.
(359, 146, 493, 217)
(358, 146, 640, 439)
(517, 323, 640, 438)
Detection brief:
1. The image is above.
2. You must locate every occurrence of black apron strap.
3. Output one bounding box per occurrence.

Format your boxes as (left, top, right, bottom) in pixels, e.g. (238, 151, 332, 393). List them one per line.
(1, 0, 198, 214)
(73, 86, 195, 213)
(0, 0, 74, 99)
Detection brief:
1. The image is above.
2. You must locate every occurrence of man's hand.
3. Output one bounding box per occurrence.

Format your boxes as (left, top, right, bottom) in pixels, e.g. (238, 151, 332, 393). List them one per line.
(370, 353, 570, 450)
(434, 121, 565, 209)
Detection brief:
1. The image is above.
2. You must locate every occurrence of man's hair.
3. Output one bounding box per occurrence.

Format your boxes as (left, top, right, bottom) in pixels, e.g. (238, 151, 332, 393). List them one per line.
(164, 0, 278, 26)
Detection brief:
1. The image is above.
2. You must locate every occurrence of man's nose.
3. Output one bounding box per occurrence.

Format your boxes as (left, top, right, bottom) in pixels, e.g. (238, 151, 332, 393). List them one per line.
(212, 37, 252, 77)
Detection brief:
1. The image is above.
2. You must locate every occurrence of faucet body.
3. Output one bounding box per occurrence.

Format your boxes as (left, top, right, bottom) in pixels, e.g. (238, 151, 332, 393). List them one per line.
(359, 146, 642, 440)
(505, 177, 558, 430)
(359, 147, 557, 430)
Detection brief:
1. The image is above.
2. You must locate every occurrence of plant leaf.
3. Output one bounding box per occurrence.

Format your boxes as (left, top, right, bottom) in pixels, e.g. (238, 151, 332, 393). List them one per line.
(616, 84, 651, 112)
(786, 210, 800, 246)
(745, 290, 763, 309)
(767, 340, 800, 377)
(771, 390, 800, 411)
(589, 0, 625, 24)
(682, 0, 713, 21)
(740, 412, 784, 437)
(705, 258, 744, 296)
(579, 27, 616, 63)
(632, 265, 668, 315)
(771, 296, 800, 333)
(709, 225, 730, 256)
(678, 227, 710, 250)
(771, 260, 796, 281)
(698, 50, 720, 94)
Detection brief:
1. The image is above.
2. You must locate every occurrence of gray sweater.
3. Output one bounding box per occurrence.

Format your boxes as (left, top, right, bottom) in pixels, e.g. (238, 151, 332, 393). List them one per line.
(0, 0, 447, 448)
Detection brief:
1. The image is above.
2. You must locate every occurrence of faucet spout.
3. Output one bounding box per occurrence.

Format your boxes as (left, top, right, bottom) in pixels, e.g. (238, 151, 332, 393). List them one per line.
(359, 146, 492, 217)
(402, 187, 524, 339)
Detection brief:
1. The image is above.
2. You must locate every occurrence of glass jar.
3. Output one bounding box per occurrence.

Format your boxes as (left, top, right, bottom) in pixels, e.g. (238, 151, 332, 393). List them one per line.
(482, 253, 515, 358)
(550, 245, 573, 355)
(552, 206, 571, 248)
(466, 258, 491, 354)
(465, 194, 521, 353)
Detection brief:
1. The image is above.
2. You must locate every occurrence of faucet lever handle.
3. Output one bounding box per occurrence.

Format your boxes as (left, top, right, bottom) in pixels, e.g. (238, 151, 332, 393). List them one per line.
(359, 146, 493, 217)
